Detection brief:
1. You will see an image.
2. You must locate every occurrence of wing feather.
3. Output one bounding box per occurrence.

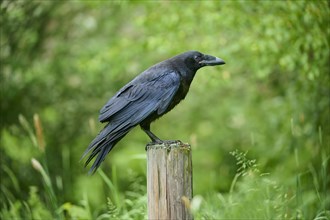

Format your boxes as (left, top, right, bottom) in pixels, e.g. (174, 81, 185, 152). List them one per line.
(98, 71, 180, 124)
(83, 71, 181, 173)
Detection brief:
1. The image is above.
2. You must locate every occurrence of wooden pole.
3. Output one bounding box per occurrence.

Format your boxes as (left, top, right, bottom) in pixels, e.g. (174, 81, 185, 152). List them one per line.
(147, 140, 193, 220)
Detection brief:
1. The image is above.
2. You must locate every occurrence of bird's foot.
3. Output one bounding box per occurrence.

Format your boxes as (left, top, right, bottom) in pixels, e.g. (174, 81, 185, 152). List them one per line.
(145, 140, 183, 151)
(162, 140, 182, 145)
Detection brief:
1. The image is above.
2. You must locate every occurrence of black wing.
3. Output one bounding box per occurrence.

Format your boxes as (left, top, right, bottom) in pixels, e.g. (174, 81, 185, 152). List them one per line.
(98, 71, 181, 124)
(82, 71, 181, 173)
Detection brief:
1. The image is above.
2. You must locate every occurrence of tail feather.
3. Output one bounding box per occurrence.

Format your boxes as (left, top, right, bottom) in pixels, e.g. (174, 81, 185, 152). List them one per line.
(88, 142, 114, 175)
(84, 141, 103, 167)
(82, 122, 133, 174)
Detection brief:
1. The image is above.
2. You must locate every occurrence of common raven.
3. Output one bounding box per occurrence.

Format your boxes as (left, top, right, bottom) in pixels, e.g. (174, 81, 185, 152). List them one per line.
(82, 51, 225, 173)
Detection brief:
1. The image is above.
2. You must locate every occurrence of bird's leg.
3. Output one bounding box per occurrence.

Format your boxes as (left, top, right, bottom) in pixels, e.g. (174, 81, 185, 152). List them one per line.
(140, 124, 182, 151)
(140, 124, 163, 144)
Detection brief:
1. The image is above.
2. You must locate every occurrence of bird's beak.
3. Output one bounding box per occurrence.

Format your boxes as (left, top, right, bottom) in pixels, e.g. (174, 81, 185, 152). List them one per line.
(199, 54, 225, 66)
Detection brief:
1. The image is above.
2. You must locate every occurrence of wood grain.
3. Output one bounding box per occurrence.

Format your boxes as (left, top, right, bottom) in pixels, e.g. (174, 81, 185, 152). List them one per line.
(147, 141, 193, 220)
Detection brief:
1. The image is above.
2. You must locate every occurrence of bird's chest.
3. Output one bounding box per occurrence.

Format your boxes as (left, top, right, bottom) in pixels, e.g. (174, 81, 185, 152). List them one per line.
(178, 80, 190, 98)
(167, 79, 191, 110)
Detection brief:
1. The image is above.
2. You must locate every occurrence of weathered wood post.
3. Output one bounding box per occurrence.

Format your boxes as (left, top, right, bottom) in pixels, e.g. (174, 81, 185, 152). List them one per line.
(146, 140, 193, 220)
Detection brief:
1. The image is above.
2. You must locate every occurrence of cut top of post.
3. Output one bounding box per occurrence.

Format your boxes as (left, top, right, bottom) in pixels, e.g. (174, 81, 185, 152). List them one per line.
(146, 140, 191, 152)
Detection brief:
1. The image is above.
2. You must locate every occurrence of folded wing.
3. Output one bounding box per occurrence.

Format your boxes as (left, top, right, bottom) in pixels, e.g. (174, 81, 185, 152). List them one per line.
(83, 71, 181, 173)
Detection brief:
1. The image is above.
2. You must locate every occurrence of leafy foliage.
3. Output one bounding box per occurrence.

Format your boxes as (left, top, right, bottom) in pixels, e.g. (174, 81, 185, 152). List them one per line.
(1, 0, 329, 219)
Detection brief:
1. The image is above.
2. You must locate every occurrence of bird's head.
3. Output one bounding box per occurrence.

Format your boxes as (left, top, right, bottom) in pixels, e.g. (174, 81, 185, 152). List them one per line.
(182, 51, 225, 71)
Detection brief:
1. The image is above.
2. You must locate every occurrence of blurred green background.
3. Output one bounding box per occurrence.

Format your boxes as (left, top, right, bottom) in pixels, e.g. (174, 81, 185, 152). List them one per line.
(1, 1, 329, 219)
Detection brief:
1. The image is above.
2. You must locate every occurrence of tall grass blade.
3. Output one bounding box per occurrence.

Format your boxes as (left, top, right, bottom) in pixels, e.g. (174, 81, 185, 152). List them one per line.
(33, 114, 46, 152)
(31, 158, 62, 219)
(18, 114, 37, 148)
(97, 168, 121, 209)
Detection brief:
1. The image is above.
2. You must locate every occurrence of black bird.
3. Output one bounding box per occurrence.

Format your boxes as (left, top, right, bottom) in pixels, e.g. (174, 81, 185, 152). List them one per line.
(82, 51, 225, 173)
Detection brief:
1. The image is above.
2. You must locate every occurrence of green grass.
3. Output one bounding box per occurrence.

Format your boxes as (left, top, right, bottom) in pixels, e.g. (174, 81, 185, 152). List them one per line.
(192, 150, 329, 220)
(1, 141, 328, 219)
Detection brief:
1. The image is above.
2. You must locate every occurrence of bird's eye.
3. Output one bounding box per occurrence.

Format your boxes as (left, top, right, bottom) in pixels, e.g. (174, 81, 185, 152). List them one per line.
(194, 55, 203, 62)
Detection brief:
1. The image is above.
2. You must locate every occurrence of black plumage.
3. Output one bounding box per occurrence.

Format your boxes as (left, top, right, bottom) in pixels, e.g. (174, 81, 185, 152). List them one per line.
(82, 51, 225, 173)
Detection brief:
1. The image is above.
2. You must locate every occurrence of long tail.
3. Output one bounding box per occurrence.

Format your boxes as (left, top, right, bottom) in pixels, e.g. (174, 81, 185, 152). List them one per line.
(82, 122, 133, 174)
